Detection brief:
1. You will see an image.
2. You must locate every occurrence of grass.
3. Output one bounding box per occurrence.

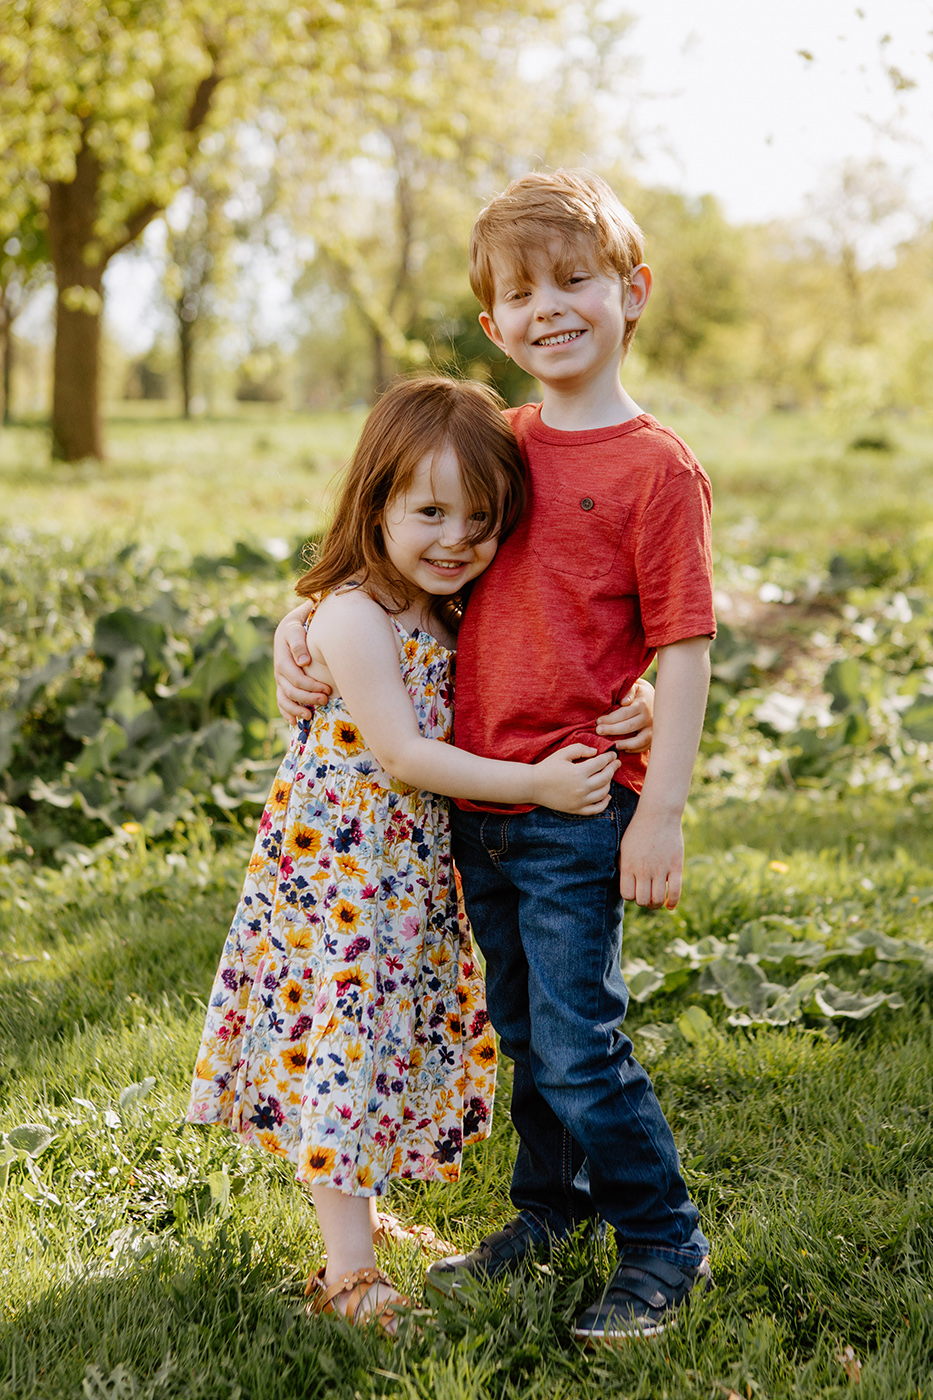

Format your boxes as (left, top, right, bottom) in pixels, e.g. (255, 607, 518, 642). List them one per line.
(1, 810, 931, 1399)
(1, 405, 932, 1396)
(3, 400, 933, 565)
(0, 406, 365, 555)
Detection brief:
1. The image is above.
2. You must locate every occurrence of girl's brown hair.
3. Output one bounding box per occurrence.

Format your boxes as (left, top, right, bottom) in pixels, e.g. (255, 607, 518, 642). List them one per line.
(296, 375, 526, 628)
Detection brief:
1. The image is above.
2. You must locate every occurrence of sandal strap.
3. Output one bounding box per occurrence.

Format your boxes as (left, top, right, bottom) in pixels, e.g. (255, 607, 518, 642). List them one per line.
(305, 1265, 409, 1323)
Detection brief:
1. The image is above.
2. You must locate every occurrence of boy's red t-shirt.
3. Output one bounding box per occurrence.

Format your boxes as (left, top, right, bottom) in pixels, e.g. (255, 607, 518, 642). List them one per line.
(453, 406, 715, 812)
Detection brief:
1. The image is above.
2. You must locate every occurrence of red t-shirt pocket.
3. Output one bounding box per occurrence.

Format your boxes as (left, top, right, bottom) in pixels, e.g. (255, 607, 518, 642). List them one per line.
(530, 489, 630, 578)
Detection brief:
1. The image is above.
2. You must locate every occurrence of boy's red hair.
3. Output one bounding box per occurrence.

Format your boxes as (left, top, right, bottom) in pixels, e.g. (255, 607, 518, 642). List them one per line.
(470, 169, 646, 351)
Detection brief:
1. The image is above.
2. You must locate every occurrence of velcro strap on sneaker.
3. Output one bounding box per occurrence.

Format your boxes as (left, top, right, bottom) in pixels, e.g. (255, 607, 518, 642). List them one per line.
(621, 1255, 690, 1290)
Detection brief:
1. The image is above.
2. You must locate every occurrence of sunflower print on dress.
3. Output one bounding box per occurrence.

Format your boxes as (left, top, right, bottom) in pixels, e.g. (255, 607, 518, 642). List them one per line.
(187, 611, 495, 1195)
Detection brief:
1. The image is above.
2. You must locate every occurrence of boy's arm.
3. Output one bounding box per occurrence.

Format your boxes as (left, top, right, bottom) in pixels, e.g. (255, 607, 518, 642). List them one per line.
(617, 636, 710, 908)
(274, 600, 331, 721)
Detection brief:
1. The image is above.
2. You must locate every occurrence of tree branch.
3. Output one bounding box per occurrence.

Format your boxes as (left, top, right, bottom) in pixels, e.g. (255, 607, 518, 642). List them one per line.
(106, 200, 164, 259)
(106, 56, 222, 260)
(186, 63, 222, 135)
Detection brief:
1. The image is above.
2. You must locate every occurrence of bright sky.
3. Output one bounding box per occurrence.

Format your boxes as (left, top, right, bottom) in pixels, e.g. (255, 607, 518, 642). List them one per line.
(626, 0, 933, 225)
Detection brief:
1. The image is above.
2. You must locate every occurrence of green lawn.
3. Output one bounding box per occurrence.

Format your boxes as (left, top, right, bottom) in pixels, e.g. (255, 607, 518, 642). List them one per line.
(1, 406, 932, 1398)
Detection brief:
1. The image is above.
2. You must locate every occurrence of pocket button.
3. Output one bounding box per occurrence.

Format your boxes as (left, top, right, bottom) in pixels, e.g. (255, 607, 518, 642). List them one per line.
(580, 497, 595, 511)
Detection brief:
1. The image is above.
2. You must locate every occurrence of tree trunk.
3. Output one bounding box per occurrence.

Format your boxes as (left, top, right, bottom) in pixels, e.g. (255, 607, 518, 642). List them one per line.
(178, 300, 193, 418)
(50, 277, 104, 459)
(0, 292, 11, 426)
(371, 327, 392, 399)
(47, 141, 106, 460)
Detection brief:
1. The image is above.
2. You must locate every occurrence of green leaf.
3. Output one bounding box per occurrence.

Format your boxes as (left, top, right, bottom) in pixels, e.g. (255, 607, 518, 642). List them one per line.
(176, 647, 242, 706)
(824, 657, 866, 713)
(812, 984, 894, 1019)
(107, 684, 156, 742)
(118, 1077, 156, 1112)
(633, 1022, 677, 1061)
(122, 771, 165, 819)
(901, 696, 933, 743)
(676, 1005, 715, 1043)
(623, 959, 666, 1003)
(236, 657, 279, 721)
(94, 607, 167, 672)
(698, 955, 774, 1012)
(208, 1168, 231, 1213)
(64, 703, 105, 741)
(197, 719, 244, 780)
(6, 1123, 55, 1157)
(72, 718, 128, 780)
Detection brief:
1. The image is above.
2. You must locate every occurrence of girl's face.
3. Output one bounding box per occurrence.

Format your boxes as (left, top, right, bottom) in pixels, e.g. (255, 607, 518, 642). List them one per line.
(382, 444, 500, 607)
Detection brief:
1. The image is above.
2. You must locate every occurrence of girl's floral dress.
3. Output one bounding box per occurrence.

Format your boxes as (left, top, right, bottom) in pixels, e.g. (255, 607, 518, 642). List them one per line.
(187, 614, 496, 1195)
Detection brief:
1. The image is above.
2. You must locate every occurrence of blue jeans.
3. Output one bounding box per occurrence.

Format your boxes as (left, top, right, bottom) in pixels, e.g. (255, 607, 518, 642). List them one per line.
(450, 787, 708, 1267)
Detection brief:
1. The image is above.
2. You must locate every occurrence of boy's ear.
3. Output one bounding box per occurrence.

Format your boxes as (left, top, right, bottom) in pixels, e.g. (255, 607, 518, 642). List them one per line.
(479, 310, 508, 353)
(624, 264, 652, 322)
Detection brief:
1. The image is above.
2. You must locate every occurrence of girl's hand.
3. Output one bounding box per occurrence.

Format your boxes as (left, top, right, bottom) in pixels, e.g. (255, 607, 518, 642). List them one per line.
(533, 744, 621, 815)
(274, 604, 331, 723)
(595, 677, 654, 753)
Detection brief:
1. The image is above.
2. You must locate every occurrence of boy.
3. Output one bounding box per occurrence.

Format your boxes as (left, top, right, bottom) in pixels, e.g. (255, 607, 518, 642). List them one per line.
(275, 170, 714, 1342)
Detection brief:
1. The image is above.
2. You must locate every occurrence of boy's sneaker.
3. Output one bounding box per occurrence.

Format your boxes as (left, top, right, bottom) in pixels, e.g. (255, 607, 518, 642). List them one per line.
(425, 1214, 550, 1297)
(572, 1253, 713, 1344)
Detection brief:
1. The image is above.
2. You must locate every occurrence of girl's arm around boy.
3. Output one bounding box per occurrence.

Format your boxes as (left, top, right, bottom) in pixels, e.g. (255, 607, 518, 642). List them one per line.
(618, 635, 710, 910)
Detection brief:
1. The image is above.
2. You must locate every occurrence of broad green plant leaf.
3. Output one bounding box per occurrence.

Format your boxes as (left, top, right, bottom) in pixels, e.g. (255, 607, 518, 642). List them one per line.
(118, 1078, 156, 1112)
(5, 1123, 55, 1157)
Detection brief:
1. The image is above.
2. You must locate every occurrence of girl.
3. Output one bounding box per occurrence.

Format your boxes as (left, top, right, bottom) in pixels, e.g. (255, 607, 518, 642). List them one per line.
(187, 376, 621, 1331)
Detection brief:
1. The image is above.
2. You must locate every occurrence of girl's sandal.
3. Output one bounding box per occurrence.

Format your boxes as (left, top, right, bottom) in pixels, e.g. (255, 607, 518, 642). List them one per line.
(305, 1266, 411, 1332)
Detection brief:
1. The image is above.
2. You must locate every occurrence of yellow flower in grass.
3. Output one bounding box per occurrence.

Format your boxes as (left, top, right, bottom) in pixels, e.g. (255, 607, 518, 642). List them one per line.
(336, 853, 367, 882)
(280, 979, 305, 1012)
(284, 823, 323, 861)
(304, 1145, 337, 1178)
(333, 720, 364, 754)
(267, 779, 291, 811)
(281, 1043, 308, 1075)
(333, 899, 362, 934)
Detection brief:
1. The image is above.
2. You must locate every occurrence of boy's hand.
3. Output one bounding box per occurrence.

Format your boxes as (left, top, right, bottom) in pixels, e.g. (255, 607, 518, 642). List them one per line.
(535, 745, 620, 815)
(618, 807, 683, 908)
(274, 603, 331, 722)
(596, 677, 654, 753)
